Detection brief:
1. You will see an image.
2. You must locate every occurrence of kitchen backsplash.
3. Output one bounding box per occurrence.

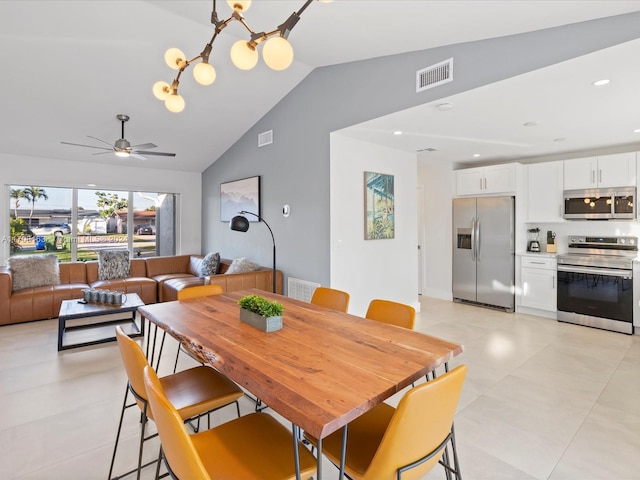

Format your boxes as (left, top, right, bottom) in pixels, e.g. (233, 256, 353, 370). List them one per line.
(524, 220, 640, 254)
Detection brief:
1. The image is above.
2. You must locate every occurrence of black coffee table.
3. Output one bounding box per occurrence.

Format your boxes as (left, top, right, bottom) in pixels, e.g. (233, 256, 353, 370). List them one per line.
(57, 293, 145, 351)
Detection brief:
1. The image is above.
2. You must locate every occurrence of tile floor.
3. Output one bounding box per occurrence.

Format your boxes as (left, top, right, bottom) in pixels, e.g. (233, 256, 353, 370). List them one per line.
(0, 296, 639, 479)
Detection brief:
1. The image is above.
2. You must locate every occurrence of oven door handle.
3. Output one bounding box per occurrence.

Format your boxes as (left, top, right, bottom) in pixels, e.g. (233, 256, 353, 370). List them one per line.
(557, 265, 632, 278)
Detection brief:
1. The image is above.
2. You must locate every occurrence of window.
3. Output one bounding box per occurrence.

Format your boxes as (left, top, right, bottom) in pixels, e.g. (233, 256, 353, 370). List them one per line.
(9, 185, 176, 262)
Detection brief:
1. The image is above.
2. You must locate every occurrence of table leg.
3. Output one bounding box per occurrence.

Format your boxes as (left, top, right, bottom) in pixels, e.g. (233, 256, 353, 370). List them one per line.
(316, 436, 323, 480)
(57, 315, 65, 351)
(339, 425, 347, 479)
(292, 424, 301, 480)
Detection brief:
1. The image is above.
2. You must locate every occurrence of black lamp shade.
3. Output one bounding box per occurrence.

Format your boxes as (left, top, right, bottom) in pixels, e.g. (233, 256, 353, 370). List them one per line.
(230, 215, 250, 232)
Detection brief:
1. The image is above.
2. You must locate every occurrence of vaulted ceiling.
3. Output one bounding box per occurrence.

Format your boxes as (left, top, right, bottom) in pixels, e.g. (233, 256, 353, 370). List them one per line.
(2, 1, 640, 172)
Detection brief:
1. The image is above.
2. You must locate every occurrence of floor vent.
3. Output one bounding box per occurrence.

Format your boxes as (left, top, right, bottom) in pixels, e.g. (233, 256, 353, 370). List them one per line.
(288, 277, 320, 302)
(416, 58, 453, 92)
(258, 130, 273, 147)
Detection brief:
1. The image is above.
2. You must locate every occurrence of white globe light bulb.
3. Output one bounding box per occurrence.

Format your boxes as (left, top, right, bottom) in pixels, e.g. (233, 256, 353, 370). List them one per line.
(165, 93, 185, 113)
(164, 48, 186, 70)
(152, 81, 170, 100)
(230, 40, 258, 70)
(263, 36, 294, 71)
(193, 62, 217, 86)
(227, 0, 251, 12)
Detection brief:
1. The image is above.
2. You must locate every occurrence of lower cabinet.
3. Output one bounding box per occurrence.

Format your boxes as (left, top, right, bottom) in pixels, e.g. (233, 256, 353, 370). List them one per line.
(519, 255, 557, 314)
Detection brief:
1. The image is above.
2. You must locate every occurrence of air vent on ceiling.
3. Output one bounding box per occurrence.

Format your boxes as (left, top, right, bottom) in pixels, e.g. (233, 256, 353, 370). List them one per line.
(258, 130, 273, 147)
(416, 58, 453, 92)
(418, 147, 438, 152)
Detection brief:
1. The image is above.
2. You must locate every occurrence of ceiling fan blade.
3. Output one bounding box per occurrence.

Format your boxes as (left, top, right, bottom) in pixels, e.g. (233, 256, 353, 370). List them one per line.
(130, 153, 147, 161)
(60, 141, 112, 151)
(135, 150, 176, 157)
(92, 151, 114, 156)
(87, 135, 115, 147)
(131, 143, 157, 150)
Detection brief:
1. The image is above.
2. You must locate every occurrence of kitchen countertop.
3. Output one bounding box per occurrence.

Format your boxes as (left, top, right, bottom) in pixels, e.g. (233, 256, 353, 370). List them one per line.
(517, 251, 557, 258)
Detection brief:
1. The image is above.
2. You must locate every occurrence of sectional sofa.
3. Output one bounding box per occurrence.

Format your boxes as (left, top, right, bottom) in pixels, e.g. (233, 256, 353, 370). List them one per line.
(0, 254, 282, 325)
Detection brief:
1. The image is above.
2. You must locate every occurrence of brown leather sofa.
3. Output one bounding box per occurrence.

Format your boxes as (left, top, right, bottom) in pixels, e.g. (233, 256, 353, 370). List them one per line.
(0, 254, 282, 325)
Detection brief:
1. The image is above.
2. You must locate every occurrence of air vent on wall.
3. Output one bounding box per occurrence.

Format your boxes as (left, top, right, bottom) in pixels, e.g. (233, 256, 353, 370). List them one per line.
(288, 277, 321, 302)
(258, 130, 273, 147)
(416, 58, 453, 92)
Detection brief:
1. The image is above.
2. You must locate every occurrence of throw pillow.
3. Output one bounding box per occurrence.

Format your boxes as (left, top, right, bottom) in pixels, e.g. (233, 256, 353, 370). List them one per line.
(200, 252, 221, 277)
(225, 257, 261, 274)
(98, 250, 130, 280)
(8, 254, 60, 292)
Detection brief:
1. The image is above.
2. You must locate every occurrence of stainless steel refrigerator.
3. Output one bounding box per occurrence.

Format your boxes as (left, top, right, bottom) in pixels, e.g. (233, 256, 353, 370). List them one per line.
(453, 196, 515, 311)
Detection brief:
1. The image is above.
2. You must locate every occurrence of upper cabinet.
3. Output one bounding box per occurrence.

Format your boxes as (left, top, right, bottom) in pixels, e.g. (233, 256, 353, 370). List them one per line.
(563, 153, 636, 190)
(455, 164, 517, 196)
(526, 161, 564, 222)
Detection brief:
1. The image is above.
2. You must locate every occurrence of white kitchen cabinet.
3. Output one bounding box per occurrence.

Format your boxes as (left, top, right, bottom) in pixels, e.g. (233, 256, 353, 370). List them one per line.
(526, 161, 564, 222)
(455, 164, 516, 196)
(520, 255, 557, 312)
(564, 152, 636, 190)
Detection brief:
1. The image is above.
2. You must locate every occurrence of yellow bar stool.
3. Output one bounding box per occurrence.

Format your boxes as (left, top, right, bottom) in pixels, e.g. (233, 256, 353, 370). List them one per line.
(143, 365, 317, 480)
(108, 325, 243, 480)
(305, 365, 467, 480)
(310, 286, 351, 312)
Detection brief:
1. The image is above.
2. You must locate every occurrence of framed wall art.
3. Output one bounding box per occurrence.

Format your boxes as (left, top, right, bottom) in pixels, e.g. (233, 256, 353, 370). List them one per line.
(220, 176, 261, 222)
(364, 171, 394, 240)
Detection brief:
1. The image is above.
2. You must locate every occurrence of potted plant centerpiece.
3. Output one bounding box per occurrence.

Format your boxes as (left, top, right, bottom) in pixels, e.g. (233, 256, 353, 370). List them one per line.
(238, 294, 284, 332)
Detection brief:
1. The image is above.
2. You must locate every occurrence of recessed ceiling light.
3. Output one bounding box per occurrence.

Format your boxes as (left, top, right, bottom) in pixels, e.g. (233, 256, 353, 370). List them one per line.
(472, 153, 481, 157)
(523, 121, 539, 127)
(435, 102, 453, 111)
(592, 79, 610, 86)
(393, 131, 402, 135)
(87, 183, 96, 187)
(634, 129, 640, 133)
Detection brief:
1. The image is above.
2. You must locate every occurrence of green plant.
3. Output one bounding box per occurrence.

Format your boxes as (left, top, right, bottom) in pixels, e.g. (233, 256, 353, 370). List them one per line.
(238, 295, 284, 317)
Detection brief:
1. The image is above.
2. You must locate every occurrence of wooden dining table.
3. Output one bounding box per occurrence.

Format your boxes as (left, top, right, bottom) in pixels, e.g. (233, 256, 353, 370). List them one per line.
(138, 289, 463, 479)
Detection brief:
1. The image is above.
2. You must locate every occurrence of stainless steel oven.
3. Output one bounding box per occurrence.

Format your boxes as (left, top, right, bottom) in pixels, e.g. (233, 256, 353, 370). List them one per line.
(557, 236, 637, 335)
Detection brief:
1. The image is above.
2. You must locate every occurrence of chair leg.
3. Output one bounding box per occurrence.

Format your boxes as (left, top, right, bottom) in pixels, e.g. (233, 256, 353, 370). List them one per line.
(172, 346, 181, 374)
(108, 385, 130, 480)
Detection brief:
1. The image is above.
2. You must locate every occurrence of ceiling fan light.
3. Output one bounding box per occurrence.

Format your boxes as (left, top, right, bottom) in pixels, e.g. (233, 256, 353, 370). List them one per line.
(227, 0, 251, 12)
(115, 151, 129, 158)
(165, 93, 185, 113)
(164, 47, 186, 70)
(263, 36, 294, 71)
(193, 61, 217, 85)
(152, 81, 170, 100)
(230, 40, 258, 70)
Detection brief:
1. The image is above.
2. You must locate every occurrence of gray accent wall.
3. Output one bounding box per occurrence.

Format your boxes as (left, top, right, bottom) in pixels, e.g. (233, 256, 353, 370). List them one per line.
(202, 12, 640, 289)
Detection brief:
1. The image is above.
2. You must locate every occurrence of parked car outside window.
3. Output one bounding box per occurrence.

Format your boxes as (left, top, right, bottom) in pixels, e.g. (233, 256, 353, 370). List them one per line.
(137, 225, 156, 235)
(30, 223, 71, 236)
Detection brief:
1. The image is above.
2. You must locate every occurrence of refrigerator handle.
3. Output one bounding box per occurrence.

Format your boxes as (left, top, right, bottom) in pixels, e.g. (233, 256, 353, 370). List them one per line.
(470, 218, 476, 261)
(475, 219, 481, 260)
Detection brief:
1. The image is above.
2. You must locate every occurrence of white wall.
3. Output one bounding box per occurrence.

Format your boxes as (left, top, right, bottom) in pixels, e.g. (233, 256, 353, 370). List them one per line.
(330, 134, 418, 317)
(418, 156, 455, 300)
(0, 153, 202, 264)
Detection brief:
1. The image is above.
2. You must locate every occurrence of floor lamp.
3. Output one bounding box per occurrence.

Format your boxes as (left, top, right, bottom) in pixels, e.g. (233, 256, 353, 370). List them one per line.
(229, 210, 277, 293)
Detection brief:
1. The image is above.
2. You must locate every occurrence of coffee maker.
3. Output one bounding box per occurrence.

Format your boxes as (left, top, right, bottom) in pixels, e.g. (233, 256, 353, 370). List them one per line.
(527, 228, 541, 252)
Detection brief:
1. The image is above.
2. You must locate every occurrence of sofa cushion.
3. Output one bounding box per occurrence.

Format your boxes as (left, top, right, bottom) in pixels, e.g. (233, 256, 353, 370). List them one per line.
(200, 252, 221, 277)
(8, 254, 60, 292)
(226, 257, 261, 274)
(98, 250, 130, 280)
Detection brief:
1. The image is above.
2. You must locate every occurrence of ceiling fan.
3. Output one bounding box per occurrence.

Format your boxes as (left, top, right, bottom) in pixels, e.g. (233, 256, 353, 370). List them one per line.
(61, 114, 176, 160)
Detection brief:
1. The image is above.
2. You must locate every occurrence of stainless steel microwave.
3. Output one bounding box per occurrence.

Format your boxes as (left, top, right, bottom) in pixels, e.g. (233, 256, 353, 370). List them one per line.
(563, 188, 636, 220)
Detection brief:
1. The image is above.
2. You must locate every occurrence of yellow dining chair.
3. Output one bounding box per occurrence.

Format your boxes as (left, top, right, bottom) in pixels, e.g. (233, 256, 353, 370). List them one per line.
(109, 326, 243, 480)
(143, 365, 317, 480)
(365, 299, 416, 330)
(310, 286, 351, 312)
(304, 365, 467, 480)
(173, 284, 224, 372)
